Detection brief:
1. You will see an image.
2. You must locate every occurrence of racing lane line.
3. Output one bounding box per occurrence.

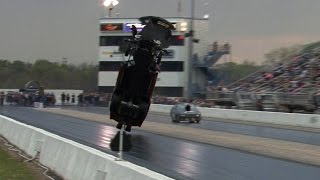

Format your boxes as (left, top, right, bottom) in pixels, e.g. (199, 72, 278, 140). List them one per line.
(36, 108, 320, 166)
(149, 111, 320, 133)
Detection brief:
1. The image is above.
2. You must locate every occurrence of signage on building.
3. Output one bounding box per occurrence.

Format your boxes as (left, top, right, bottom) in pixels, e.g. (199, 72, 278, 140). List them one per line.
(100, 23, 123, 31)
(101, 51, 123, 58)
(124, 23, 145, 32)
(124, 22, 177, 32)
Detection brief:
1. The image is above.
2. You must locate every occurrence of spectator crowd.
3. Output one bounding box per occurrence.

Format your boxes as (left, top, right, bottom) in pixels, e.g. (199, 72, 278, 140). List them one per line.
(0, 90, 215, 108)
(151, 95, 215, 107)
(2, 49, 320, 109)
(226, 50, 320, 94)
(0, 91, 113, 108)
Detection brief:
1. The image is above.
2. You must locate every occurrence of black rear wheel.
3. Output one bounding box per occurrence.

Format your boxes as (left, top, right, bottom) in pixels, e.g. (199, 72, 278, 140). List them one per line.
(125, 124, 132, 132)
(116, 122, 123, 129)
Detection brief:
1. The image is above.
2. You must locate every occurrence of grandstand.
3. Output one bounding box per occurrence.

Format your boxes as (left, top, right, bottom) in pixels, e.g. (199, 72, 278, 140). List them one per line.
(226, 41, 320, 93)
(204, 41, 320, 113)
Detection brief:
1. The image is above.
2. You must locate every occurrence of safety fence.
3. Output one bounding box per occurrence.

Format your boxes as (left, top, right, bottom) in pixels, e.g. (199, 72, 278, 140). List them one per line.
(0, 115, 173, 180)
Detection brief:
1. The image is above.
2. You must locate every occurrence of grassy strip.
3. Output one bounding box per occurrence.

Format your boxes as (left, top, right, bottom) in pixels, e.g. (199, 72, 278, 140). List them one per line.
(0, 148, 35, 180)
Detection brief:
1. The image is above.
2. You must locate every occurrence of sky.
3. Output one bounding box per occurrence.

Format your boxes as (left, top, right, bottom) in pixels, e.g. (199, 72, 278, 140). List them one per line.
(0, 0, 320, 64)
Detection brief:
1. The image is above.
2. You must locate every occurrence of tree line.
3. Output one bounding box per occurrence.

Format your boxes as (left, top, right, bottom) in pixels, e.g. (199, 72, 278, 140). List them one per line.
(0, 59, 97, 91)
(2, 42, 315, 91)
(0, 58, 263, 90)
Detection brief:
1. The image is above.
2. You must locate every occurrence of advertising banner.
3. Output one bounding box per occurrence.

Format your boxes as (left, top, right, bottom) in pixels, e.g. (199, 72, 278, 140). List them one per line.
(100, 23, 123, 32)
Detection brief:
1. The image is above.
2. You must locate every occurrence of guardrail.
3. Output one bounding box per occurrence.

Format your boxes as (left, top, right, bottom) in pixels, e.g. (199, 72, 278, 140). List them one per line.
(0, 115, 173, 180)
(149, 104, 320, 129)
(206, 91, 320, 112)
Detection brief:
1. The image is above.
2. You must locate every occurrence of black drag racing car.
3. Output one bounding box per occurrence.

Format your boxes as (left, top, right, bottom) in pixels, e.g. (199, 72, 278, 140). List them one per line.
(110, 16, 175, 132)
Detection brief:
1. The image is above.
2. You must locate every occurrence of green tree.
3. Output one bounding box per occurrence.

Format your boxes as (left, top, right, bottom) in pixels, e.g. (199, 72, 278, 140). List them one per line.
(0, 59, 98, 91)
(215, 61, 263, 83)
(263, 44, 302, 65)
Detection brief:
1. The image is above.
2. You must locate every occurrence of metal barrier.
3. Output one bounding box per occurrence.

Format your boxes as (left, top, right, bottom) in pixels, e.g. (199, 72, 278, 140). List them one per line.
(275, 93, 316, 112)
(235, 92, 256, 110)
(206, 91, 319, 113)
(256, 93, 278, 111)
(206, 91, 236, 107)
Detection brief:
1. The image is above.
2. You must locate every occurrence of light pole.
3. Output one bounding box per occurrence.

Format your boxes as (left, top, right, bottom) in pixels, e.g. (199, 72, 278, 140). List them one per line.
(103, 1, 124, 161)
(103, 0, 119, 17)
(186, 0, 195, 98)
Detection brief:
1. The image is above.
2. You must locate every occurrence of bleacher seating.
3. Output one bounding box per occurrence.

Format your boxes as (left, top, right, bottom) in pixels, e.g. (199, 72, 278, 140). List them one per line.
(203, 41, 320, 113)
(227, 43, 320, 94)
(150, 41, 320, 114)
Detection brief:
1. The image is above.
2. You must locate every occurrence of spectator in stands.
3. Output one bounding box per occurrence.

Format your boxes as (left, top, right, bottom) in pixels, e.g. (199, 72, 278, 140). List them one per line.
(223, 43, 230, 53)
(213, 41, 218, 52)
(273, 63, 284, 77)
(27, 93, 33, 106)
(47, 93, 56, 106)
(290, 78, 299, 89)
(300, 69, 308, 78)
(71, 94, 75, 104)
(6, 92, 13, 105)
(0, 91, 4, 106)
(94, 93, 100, 106)
(222, 87, 228, 92)
(61, 92, 66, 106)
(66, 94, 70, 105)
(264, 72, 274, 80)
(77, 93, 83, 106)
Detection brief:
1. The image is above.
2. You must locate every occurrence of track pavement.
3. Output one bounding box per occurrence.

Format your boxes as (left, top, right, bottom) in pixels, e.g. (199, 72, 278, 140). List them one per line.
(37, 108, 320, 166)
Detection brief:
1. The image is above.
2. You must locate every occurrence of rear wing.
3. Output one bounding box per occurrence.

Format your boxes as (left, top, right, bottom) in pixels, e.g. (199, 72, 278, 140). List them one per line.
(137, 16, 174, 49)
(139, 16, 175, 30)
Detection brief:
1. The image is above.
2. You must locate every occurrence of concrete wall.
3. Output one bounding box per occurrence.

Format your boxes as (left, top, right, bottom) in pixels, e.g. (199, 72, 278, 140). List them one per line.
(150, 104, 320, 129)
(0, 115, 173, 180)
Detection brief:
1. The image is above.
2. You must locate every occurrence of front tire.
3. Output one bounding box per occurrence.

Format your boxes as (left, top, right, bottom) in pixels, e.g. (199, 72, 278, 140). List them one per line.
(171, 111, 176, 122)
(175, 115, 180, 123)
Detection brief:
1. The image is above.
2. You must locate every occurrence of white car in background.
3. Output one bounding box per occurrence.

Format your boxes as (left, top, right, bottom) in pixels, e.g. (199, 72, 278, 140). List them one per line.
(170, 103, 201, 123)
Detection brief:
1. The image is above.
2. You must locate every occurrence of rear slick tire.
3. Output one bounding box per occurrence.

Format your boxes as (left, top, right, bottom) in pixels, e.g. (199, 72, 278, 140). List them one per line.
(116, 122, 123, 129)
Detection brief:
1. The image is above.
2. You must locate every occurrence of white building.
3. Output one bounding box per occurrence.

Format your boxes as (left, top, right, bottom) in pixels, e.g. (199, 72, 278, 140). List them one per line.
(98, 17, 210, 97)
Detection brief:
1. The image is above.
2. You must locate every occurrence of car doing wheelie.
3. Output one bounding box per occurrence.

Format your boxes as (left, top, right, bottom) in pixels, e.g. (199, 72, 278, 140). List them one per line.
(110, 16, 175, 132)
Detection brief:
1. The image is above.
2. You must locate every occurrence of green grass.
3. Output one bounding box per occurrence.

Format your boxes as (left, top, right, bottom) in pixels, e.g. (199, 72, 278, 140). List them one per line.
(0, 148, 36, 180)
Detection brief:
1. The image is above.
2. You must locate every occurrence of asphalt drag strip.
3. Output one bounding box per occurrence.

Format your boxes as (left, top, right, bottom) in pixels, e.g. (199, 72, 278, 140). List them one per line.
(36, 108, 320, 166)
